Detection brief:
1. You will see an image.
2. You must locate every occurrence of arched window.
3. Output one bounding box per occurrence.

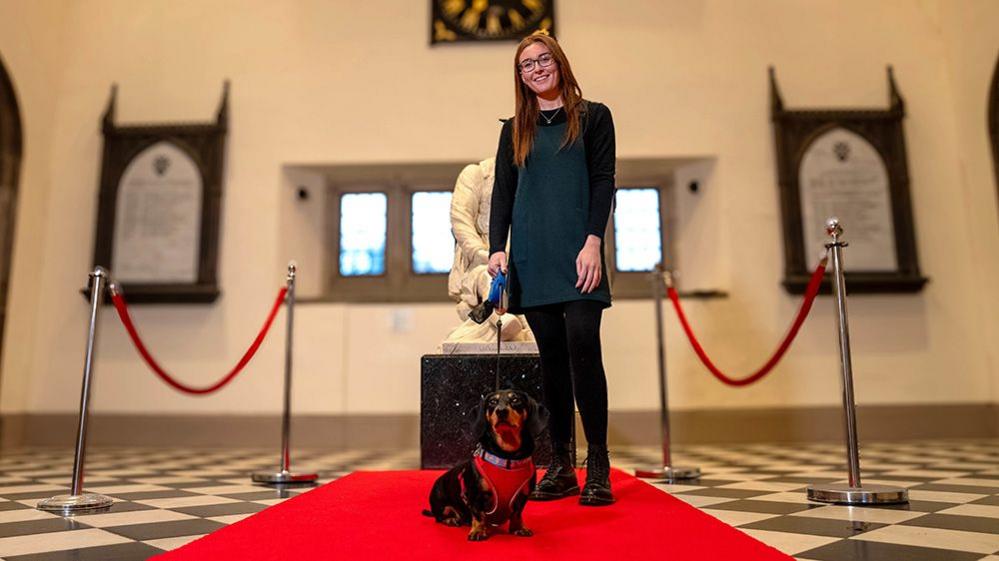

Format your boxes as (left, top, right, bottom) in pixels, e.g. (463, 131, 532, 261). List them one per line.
(990, 53, 999, 210)
(0, 53, 23, 359)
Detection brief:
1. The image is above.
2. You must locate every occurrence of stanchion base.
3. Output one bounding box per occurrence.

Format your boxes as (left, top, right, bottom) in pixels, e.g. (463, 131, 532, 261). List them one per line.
(635, 465, 701, 481)
(37, 493, 114, 514)
(252, 470, 318, 485)
(807, 483, 908, 505)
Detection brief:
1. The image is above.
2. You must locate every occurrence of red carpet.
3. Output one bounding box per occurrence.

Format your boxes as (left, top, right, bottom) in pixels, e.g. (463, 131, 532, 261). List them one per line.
(154, 469, 792, 560)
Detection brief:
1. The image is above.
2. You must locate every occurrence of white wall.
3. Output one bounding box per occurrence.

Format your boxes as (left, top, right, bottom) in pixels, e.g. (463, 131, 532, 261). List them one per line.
(937, 2, 999, 404)
(1, 0, 997, 417)
(0, 0, 69, 414)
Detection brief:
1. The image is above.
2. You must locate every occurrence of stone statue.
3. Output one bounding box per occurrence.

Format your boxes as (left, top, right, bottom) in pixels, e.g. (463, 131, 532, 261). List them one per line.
(444, 157, 533, 345)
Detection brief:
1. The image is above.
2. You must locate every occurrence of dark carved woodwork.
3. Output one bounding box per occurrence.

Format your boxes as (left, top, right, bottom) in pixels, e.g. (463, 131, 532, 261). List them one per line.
(91, 83, 228, 304)
(770, 67, 927, 294)
(430, 0, 555, 45)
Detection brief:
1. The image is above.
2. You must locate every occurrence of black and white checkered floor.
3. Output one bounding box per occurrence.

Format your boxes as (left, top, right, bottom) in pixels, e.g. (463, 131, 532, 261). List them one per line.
(0, 439, 996, 560)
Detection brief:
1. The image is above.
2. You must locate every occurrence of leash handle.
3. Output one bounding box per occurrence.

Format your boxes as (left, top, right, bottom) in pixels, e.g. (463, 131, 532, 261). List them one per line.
(489, 270, 508, 314)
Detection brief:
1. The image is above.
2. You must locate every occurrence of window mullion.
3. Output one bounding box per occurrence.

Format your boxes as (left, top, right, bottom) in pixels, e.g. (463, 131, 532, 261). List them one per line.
(388, 181, 409, 299)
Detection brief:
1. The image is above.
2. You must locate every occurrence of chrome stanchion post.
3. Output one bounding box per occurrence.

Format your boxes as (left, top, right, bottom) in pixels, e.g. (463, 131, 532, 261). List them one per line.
(38, 268, 115, 514)
(253, 262, 318, 485)
(635, 263, 700, 481)
(806, 219, 907, 505)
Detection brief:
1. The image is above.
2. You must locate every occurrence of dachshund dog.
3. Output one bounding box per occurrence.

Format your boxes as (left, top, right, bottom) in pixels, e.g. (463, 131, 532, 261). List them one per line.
(424, 390, 548, 541)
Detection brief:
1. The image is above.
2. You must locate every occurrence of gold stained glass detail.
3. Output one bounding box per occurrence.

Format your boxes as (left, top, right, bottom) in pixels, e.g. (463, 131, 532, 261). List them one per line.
(508, 9, 524, 29)
(434, 20, 457, 42)
(540, 17, 552, 31)
(486, 13, 501, 35)
(460, 8, 482, 32)
(523, 0, 543, 12)
(442, 0, 465, 16)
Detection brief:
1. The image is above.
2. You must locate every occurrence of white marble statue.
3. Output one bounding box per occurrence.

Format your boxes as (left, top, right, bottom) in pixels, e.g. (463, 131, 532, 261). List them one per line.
(444, 157, 534, 346)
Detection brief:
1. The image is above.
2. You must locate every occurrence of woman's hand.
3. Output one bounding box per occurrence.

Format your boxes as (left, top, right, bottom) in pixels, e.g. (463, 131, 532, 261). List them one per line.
(488, 251, 507, 277)
(576, 235, 602, 293)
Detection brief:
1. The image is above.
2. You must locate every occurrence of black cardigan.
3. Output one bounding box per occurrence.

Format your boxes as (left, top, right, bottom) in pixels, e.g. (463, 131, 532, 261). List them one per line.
(489, 101, 616, 255)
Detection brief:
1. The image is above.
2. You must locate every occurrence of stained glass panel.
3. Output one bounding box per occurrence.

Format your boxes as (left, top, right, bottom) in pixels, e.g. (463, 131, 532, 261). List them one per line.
(411, 191, 454, 274)
(613, 188, 662, 272)
(339, 192, 387, 276)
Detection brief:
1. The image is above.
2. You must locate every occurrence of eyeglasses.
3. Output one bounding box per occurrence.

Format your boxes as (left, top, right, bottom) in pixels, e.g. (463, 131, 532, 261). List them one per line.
(518, 52, 555, 74)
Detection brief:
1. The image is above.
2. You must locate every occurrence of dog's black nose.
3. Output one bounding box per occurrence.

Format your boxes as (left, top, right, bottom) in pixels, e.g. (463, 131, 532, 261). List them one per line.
(496, 408, 509, 419)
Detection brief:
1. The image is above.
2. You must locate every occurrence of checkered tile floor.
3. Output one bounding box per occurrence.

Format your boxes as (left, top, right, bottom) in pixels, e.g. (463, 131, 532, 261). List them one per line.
(0, 440, 996, 560)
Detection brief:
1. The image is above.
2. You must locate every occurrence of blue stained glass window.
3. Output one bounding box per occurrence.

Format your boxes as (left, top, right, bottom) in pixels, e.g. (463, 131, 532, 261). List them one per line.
(613, 188, 663, 272)
(411, 191, 454, 274)
(339, 192, 387, 276)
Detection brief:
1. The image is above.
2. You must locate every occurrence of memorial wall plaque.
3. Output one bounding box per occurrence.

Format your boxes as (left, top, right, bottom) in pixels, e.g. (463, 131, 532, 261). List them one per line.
(91, 83, 228, 303)
(799, 128, 897, 271)
(112, 141, 203, 283)
(770, 67, 927, 294)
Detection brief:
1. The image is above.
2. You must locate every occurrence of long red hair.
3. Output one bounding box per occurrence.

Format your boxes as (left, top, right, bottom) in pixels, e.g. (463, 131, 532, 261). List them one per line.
(512, 32, 584, 166)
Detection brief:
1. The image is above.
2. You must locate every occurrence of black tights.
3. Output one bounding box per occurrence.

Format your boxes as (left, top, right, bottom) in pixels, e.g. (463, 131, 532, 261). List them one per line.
(524, 300, 608, 450)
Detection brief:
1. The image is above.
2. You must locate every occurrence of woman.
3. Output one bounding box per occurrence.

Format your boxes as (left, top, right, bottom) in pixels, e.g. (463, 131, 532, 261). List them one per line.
(487, 32, 616, 506)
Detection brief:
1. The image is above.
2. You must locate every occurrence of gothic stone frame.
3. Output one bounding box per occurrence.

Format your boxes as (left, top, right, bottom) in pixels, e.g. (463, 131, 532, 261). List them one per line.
(770, 67, 927, 294)
(91, 83, 228, 304)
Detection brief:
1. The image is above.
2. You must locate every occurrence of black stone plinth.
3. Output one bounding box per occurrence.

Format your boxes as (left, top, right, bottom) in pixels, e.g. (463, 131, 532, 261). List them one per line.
(421, 353, 556, 469)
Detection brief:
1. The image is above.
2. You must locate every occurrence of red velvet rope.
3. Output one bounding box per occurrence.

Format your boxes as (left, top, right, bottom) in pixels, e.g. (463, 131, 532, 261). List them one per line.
(111, 287, 287, 395)
(666, 258, 828, 387)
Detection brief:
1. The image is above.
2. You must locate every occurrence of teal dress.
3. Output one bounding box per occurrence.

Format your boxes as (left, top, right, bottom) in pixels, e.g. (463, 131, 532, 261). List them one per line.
(489, 101, 616, 314)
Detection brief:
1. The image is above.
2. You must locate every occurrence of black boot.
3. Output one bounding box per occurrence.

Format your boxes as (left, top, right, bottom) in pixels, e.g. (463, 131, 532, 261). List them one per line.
(580, 445, 615, 506)
(530, 443, 579, 500)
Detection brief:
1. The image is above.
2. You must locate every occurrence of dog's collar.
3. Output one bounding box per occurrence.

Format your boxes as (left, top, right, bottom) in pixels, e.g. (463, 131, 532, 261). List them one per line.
(476, 448, 533, 470)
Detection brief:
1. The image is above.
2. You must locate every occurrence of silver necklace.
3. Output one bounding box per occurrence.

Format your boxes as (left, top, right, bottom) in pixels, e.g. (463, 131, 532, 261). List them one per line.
(539, 107, 562, 124)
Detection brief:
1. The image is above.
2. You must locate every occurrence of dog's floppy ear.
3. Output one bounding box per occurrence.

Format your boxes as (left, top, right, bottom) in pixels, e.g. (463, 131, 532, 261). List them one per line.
(525, 395, 549, 438)
(469, 398, 489, 441)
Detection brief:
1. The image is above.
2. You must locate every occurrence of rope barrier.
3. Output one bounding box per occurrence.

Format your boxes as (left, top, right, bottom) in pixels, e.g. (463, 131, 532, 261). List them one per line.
(111, 287, 287, 395)
(666, 256, 828, 386)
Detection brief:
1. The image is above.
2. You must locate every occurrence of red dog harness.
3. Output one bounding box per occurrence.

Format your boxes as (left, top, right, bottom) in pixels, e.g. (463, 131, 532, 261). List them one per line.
(468, 449, 535, 525)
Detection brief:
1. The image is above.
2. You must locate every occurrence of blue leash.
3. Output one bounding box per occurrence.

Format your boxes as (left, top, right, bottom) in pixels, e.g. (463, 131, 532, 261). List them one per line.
(487, 270, 507, 308)
(489, 271, 507, 391)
